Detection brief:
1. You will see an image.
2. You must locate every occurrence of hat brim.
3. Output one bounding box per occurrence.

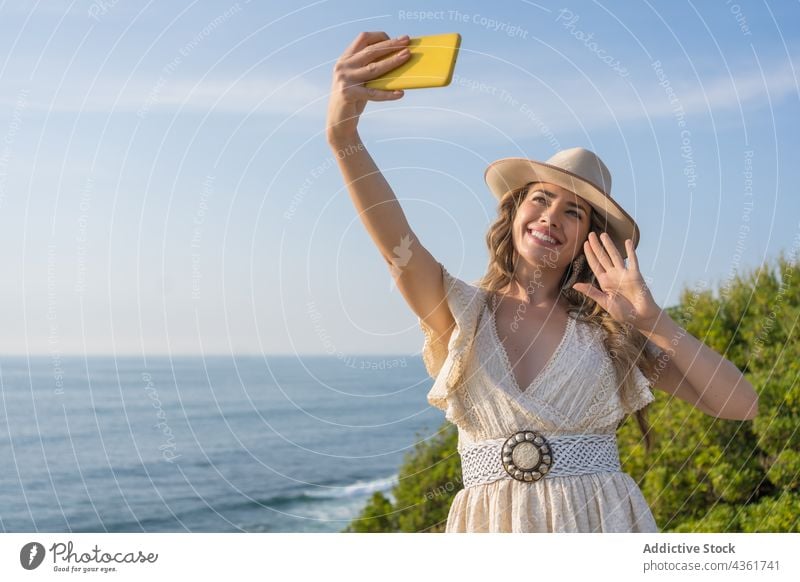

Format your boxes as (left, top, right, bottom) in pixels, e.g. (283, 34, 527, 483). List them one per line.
(484, 157, 640, 257)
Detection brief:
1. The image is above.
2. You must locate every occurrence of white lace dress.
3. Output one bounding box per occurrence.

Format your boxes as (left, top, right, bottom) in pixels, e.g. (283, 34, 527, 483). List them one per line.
(418, 263, 659, 533)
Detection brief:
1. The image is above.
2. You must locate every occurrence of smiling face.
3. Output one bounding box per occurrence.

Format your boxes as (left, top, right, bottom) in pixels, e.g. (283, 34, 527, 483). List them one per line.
(511, 181, 593, 272)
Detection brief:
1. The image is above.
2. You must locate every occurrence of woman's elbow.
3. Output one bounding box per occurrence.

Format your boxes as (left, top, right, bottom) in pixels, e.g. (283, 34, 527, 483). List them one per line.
(741, 395, 759, 421)
(712, 391, 758, 421)
(729, 390, 758, 421)
(731, 377, 759, 421)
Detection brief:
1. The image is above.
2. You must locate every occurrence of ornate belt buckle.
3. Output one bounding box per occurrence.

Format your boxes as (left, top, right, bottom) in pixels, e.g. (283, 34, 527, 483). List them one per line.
(501, 430, 553, 482)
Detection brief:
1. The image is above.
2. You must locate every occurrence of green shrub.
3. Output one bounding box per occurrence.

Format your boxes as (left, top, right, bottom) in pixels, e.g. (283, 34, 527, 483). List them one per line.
(343, 424, 461, 532)
(739, 492, 800, 532)
(766, 450, 800, 491)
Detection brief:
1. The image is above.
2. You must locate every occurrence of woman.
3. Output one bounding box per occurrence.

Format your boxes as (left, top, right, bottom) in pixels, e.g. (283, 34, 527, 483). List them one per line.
(326, 31, 759, 532)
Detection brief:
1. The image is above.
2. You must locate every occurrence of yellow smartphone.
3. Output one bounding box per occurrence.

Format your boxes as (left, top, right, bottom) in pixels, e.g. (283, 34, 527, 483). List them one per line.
(365, 33, 461, 90)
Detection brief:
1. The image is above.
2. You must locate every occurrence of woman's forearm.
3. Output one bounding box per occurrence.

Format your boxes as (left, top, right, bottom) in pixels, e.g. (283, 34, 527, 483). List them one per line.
(328, 132, 416, 264)
(638, 310, 759, 420)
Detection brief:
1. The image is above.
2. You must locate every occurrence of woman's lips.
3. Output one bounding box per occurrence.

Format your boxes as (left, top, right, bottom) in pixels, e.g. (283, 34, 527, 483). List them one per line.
(525, 229, 562, 249)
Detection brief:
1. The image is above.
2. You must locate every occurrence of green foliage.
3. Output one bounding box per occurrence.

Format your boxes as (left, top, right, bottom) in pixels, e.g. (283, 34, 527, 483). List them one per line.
(343, 424, 461, 532)
(738, 492, 800, 532)
(766, 450, 800, 491)
(347, 252, 800, 532)
(343, 491, 397, 533)
(670, 503, 743, 533)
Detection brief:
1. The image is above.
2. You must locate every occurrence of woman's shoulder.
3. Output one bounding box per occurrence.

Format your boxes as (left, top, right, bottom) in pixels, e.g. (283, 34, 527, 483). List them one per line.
(439, 264, 489, 309)
(441, 263, 486, 290)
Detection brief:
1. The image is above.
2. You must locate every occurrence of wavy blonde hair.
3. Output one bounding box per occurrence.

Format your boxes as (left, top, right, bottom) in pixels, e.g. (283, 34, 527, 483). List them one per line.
(477, 181, 658, 453)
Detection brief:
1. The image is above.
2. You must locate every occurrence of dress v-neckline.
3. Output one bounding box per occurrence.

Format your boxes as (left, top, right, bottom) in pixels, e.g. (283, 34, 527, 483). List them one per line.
(488, 292, 575, 396)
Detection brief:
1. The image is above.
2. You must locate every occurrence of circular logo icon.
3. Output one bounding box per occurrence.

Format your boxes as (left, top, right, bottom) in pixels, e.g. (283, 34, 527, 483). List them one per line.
(20, 542, 46, 570)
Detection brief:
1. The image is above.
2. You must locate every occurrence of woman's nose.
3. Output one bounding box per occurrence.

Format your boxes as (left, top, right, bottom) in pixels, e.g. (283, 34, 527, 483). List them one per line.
(540, 213, 559, 228)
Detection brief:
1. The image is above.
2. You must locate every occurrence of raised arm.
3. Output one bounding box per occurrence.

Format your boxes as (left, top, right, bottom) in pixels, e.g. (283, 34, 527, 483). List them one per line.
(326, 31, 456, 346)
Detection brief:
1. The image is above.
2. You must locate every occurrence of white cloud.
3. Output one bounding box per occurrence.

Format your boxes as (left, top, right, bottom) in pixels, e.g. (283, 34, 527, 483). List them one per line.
(0, 74, 325, 116)
(0, 56, 794, 135)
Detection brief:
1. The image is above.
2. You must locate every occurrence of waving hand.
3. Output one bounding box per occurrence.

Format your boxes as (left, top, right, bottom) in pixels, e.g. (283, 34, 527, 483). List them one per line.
(571, 232, 662, 331)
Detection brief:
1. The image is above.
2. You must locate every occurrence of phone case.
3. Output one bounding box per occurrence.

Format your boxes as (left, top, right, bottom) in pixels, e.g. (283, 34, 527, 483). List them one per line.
(365, 33, 461, 90)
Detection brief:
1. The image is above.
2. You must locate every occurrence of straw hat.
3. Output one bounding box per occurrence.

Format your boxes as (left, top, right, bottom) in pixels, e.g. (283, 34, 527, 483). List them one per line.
(484, 147, 639, 257)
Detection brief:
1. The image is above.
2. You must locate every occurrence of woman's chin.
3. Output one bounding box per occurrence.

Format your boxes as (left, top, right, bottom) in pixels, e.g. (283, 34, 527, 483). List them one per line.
(515, 252, 566, 270)
(517, 242, 567, 262)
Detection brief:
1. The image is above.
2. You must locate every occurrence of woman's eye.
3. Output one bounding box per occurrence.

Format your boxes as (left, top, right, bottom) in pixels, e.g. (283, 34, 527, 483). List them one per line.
(531, 196, 581, 220)
(532, 195, 582, 219)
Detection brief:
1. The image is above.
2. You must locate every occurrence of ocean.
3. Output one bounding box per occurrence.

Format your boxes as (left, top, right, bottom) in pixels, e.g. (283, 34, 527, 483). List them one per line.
(0, 355, 443, 532)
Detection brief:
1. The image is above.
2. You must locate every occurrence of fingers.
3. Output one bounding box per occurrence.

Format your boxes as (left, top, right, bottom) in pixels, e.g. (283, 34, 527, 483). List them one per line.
(349, 46, 411, 83)
(587, 231, 615, 272)
(342, 31, 391, 58)
(349, 35, 410, 68)
(335, 33, 411, 101)
(584, 237, 605, 276)
(599, 232, 626, 269)
(350, 84, 406, 101)
(625, 239, 639, 271)
(573, 282, 606, 307)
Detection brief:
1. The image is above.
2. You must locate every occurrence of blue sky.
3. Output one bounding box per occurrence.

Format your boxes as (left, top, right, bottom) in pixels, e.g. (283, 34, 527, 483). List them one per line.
(0, 0, 797, 355)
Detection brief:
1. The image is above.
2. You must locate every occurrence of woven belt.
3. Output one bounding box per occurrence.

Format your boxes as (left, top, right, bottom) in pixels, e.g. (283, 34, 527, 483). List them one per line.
(459, 431, 622, 488)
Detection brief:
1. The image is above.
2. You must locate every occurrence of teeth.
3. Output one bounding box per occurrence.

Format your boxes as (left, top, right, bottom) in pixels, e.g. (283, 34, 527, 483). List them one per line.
(528, 230, 558, 245)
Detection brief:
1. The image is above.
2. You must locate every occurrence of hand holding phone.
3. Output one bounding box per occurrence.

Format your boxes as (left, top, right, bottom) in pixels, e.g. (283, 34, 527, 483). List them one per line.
(365, 33, 461, 91)
(326, 32, 412, 143)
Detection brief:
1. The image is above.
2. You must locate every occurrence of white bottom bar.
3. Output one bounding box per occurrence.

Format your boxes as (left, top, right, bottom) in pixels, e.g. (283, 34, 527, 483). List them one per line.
(1, 533, 798, 581)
